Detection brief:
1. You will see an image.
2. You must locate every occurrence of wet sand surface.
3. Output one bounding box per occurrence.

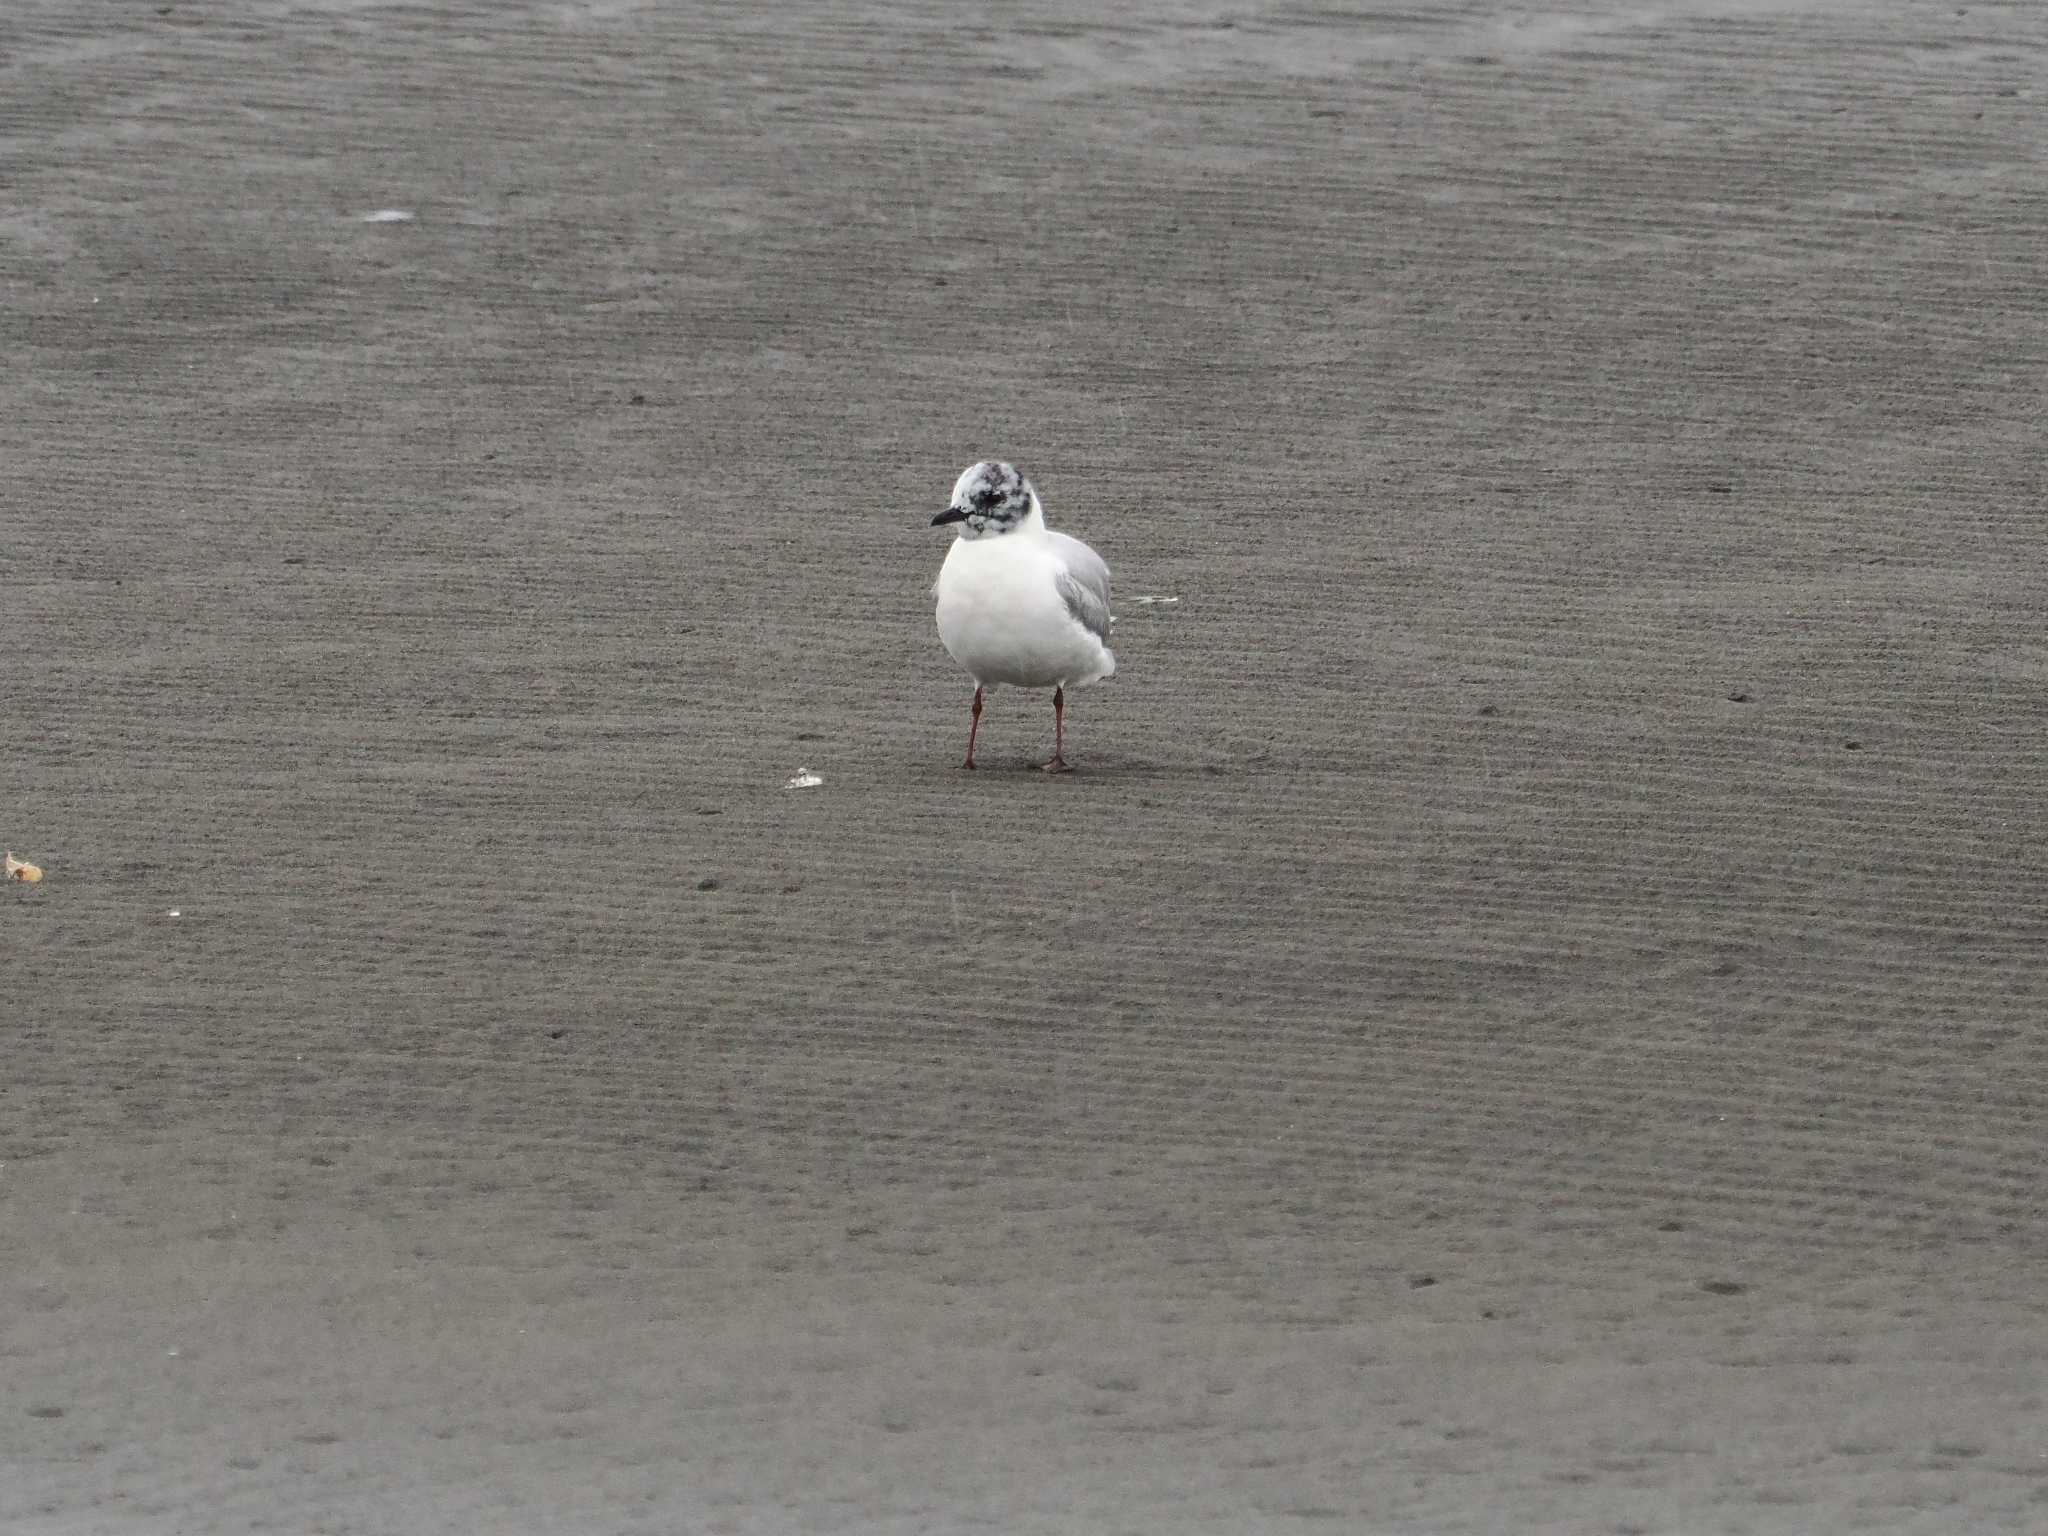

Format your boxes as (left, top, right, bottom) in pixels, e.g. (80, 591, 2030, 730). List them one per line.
(5, 1, 2048, 1530)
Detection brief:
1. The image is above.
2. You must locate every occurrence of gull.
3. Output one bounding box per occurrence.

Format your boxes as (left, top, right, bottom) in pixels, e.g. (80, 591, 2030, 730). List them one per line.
(930, 461, 1116, 773)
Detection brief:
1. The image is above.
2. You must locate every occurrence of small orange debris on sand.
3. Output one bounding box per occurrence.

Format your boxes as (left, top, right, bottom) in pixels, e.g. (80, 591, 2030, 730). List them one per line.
(5, 852, 43, 883)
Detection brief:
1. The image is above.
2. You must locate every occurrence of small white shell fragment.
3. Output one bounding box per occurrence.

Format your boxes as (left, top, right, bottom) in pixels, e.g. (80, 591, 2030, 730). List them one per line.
(1130, 594, 1180, 605)
(784, 767, 822, 789)
(166, 909, 182, 919)
(360, 208, 415, 223)
(4, 852, 42, 883)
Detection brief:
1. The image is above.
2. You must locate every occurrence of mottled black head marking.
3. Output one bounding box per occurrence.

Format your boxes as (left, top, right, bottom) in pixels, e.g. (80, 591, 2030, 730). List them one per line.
(933, 459, 1037, 539)
(961, 461, 1025, 512)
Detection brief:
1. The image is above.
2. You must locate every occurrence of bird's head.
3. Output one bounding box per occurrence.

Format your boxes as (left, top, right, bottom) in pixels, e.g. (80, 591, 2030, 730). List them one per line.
(932, 461, 1037, 539)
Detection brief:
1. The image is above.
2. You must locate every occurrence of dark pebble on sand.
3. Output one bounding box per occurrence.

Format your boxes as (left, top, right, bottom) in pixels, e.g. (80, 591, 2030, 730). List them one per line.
(1699, 1279, 1745, 1296)
(696, 878, 719, 891)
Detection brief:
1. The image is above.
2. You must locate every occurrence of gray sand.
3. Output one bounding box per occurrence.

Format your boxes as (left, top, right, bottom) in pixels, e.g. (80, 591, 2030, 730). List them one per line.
(5, 2, 2047, 1531)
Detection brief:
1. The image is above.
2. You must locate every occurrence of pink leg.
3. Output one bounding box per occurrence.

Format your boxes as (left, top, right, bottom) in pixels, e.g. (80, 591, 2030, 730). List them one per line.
(962, 685, 983, 769)
(1042, 685, 1073, 774)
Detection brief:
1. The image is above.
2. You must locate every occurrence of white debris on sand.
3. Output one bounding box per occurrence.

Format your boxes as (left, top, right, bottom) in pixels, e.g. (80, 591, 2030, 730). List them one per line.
(783, 767, 822, 789)
(359, 208, 415, 223)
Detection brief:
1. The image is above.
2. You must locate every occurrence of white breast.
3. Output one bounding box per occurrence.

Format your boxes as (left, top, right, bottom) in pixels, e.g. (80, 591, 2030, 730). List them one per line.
(934, 529, 1116, 690)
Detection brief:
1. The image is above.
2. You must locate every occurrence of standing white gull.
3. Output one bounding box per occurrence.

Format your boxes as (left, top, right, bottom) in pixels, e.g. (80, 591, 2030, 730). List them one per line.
(930, 461, 1116, 773)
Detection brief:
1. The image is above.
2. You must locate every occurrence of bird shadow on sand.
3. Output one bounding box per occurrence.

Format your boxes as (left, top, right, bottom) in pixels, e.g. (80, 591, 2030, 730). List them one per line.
(951, 756, 1260, 780)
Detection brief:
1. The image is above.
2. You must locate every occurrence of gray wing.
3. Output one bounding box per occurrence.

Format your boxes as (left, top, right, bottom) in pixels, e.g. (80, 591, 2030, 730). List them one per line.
(1050, 531, 1114, 643)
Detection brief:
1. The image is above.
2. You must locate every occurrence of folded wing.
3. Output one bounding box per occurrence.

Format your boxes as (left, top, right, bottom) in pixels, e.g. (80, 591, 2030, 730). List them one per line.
(1050, 531, 1114, 643)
